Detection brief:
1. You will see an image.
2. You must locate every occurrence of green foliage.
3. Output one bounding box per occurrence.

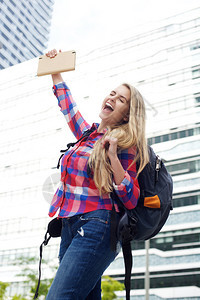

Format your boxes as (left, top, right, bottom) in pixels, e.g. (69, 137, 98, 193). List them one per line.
(11, 295, 27, 300)
(1, 258, 124, 300)
(101, 276, 124, 300)
(12, 256, 38, 266)
(29, 277, 54, 298)
(0, 281, 10, 300)
(13, 256, 57, 299)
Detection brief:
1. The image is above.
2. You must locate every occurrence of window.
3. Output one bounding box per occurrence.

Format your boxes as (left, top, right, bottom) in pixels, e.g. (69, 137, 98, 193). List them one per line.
(166, 156, 200, 176)
(192, 65, 200, 79)
(3, 23, 11, 32)
(194, 93, 200, 106)
(1, 32, 9, 41)
(7, 6, 14, 15)
(155, 136, 161, 144)
(11, 53, 17, 59)
(133, 227, 200, 251)
(171, 132, 177, 140)
(172, 190, 200, 208)
(179, 130, 186, 138)
(162, 134, 168, 142)
(147, 127, 200, 145)
(9, 0, 16, 7)
(5, 14, 12, 23)
(190, 42, 200, 51)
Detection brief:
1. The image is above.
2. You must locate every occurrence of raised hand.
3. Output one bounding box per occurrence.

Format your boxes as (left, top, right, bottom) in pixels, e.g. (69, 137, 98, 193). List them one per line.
(102, 136, 118, 160)
(45, 49, 63, 83)
(46, 49, 61, 58)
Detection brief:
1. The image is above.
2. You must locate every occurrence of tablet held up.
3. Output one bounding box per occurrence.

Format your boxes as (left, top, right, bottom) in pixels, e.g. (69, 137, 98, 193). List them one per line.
(37, 50, 76, 76)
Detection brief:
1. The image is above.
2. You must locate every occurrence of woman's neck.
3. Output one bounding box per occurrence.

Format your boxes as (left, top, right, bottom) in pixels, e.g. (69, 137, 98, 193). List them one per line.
(97, 122, 106, 133)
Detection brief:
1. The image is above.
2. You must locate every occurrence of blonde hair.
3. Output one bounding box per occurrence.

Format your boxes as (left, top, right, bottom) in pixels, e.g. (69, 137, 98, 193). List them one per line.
(88, 83, 149, 194)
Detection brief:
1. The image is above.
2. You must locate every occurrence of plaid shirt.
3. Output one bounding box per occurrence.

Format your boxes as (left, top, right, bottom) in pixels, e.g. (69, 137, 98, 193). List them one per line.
(49, 82, 140, 218)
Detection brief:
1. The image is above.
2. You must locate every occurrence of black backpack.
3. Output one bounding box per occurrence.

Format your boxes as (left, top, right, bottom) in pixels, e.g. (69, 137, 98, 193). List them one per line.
(110, 146, 173, 300)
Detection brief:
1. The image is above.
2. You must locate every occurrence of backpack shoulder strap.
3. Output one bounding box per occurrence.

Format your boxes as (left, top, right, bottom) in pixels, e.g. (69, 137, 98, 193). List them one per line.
(110, 192, 134, 300)
(34, 218, 62, 299)
(57, 127, 95, 169)
(122, 242, 132, 300)
(34, 231, 51, 299)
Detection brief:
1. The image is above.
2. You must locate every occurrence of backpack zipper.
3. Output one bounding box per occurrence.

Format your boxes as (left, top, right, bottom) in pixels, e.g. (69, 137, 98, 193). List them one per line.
(155, 155, 161, 182)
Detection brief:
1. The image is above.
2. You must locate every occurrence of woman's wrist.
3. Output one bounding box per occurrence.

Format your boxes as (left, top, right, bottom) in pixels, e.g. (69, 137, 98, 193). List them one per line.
(108, 152, 118, 162)
(110, 155, 125, 185)
(52, 73, 63, 85)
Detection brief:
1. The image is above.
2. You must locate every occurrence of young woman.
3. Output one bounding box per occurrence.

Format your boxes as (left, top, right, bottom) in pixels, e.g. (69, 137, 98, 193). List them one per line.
(45, 49, 149, 300)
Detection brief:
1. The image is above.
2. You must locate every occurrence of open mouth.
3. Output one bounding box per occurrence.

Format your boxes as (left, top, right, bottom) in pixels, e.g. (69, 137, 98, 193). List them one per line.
(103, 102, 114, 112)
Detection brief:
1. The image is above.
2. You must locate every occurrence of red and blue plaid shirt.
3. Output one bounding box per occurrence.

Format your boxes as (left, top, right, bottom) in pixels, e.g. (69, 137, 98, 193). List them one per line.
(49, 82, 140, 218)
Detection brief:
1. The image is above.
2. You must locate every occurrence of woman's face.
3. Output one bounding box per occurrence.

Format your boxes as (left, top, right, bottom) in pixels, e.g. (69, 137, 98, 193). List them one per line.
(99, 85, 130, 127)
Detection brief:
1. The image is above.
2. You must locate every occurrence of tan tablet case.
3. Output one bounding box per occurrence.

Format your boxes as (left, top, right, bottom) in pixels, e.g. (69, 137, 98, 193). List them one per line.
(37, 50, 76, 76)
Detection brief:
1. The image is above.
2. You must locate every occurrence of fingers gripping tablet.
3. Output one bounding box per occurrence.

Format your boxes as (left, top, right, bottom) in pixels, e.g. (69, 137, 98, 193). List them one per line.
(37, 50, 76, 76)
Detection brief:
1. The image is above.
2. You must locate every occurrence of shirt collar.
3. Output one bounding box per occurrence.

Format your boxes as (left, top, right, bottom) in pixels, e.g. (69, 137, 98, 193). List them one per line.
(91, 123, 107, 134)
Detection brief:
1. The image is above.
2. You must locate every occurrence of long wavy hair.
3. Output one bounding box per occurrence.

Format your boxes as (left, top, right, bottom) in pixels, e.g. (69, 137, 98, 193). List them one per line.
(88, 83, 149, 195)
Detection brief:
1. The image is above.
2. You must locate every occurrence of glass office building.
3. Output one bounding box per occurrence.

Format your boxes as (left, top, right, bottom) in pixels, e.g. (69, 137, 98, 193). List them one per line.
(0, 6, 200, 299)
(0, 0, 54, 70)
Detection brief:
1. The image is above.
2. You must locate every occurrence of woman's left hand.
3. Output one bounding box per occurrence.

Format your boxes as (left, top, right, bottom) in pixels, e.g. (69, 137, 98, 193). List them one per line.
(102, 136, 118, 160)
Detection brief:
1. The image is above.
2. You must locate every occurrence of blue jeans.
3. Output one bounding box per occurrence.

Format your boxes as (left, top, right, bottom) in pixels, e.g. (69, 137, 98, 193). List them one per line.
(46, 209, 120, 300)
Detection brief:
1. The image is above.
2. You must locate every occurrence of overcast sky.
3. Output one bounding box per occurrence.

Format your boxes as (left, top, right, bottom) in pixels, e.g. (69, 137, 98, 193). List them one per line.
(48, 0, 200, 53)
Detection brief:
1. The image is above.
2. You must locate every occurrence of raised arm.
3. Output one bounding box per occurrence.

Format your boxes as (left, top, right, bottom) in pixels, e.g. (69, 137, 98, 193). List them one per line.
(46, 49, 90, 139)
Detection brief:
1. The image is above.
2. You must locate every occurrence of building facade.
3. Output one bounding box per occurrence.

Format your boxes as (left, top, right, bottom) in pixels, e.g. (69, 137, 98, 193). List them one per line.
(0, 6, 200, 299)
(0, 0, 54, 70)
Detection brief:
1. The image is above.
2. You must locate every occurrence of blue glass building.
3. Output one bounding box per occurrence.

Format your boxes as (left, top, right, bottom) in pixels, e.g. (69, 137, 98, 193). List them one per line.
(0, 0, 54, 69)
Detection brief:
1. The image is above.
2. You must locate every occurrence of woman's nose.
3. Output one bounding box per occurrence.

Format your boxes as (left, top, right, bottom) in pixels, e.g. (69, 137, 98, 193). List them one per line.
(110, 95, 117, 102)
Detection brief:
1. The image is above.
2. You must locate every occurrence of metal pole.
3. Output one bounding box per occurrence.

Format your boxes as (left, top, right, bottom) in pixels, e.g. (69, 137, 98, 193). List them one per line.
(145, 239, 150, 300)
